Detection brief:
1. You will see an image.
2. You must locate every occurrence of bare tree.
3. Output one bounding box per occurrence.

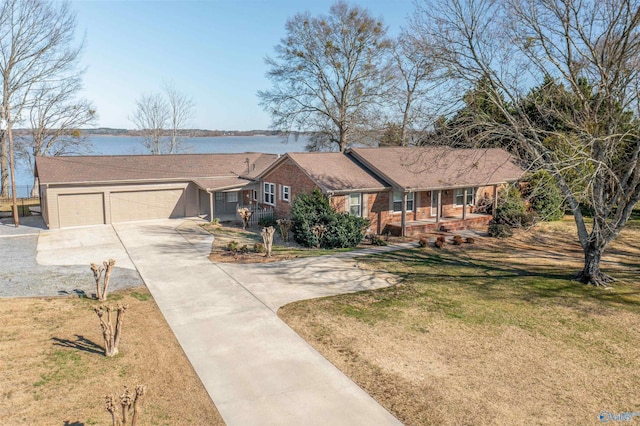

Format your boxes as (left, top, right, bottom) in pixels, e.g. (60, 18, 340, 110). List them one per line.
(105, 385, 146, 426)
(129, 93, 169, 155)
(95, 304, 127, 357)
(164, 81, 195, 154)
(388, 32, 441, 146)
(415, 0, 640, 286)
(18, 76, 96, 197)
(0, 0, 82, 226)
(258, 1, 393, 152)
(90, 259, 116, 301)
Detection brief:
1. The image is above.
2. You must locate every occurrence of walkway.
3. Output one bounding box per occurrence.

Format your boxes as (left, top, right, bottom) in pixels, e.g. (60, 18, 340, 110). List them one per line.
(113, 220, 402, 426)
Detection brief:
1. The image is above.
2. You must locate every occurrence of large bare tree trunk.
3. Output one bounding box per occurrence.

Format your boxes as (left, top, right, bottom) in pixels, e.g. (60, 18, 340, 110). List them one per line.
(576, 244, 615, 287)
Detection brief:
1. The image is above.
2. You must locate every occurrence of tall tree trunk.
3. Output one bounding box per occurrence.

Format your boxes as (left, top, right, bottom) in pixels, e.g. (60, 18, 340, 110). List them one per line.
(576, 243, 614, 287)
(8, 120, 19, 227)
(1, 132, 8, 197)
(31, 176, 39, 198)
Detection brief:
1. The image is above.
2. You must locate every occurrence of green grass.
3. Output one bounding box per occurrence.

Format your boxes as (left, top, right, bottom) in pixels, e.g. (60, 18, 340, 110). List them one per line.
(131, 291, 150, 301)
(33, 350, 86, 388)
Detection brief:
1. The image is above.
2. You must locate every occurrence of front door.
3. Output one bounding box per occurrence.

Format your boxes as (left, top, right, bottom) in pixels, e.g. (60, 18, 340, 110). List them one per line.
(431, 191, 438, 217)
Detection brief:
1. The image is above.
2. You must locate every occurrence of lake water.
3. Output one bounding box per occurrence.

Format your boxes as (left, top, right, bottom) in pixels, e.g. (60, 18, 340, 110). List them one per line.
(13, 135, 309, 196)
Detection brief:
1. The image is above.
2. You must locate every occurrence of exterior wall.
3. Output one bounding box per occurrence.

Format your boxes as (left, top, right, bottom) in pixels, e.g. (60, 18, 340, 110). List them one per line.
(43, 181, 195, 229)
(259, 159, 319, 218)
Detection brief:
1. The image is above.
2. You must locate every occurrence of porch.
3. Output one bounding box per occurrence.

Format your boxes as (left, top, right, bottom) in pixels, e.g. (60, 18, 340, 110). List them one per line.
(385, 213, 492, 237)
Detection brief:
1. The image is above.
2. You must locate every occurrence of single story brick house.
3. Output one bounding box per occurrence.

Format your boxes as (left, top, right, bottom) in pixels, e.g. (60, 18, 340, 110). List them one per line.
(256, 146, 525, 236)
(35, 146, 524, 234)
(35, 153, 276, 228)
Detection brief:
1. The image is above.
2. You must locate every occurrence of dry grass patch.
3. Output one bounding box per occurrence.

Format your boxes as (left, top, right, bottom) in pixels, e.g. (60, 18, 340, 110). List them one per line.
(280, 219, 640, 425)
(0, 288, 224, 425)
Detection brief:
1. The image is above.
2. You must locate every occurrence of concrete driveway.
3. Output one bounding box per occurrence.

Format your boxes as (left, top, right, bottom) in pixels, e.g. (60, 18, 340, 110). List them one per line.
(113, 219, 402, 426)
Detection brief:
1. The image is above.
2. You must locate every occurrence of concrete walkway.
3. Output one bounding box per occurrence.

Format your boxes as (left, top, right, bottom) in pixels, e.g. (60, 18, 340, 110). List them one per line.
(113, 220, 402, 426)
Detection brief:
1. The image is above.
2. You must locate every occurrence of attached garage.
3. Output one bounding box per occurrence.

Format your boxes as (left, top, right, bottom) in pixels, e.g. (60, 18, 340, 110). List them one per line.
(58, 193, 105, 228)
(110, 189, 185, 222)
(35, 153, 278, 229)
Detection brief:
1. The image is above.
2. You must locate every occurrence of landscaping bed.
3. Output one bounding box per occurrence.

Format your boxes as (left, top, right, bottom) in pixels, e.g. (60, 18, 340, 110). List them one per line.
(202, 221, 409, 263)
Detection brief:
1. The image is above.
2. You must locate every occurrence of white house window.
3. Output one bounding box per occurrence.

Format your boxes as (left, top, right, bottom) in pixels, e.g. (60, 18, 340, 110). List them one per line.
(226, 192, 238, 203)
(215, 192, 224, 202)
(264, 182, 275, 205)
(393, 191, 414, 212)
(281, 185, 291, 202)
(455, 188, 475, 206)
(349, 193, 362, 216)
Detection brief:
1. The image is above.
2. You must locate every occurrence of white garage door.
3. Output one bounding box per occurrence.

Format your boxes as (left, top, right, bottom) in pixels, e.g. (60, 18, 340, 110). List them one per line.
(58, 193, 105, 228)
(110, 189, 185, 223)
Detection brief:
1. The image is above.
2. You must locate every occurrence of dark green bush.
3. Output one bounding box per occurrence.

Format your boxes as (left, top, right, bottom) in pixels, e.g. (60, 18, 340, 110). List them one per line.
(258, 214, 277, 228)
(488, 223, 513, 238)
(493, 185, 536, 228)
(523, 170, 565, 221)
(291, 189, 369, 248)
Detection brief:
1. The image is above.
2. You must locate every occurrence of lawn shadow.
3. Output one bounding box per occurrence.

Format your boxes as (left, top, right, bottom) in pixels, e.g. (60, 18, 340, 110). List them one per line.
(52, 335, 103, 355)
(366, 248, 640, 310)
(63, 422, 85, 426)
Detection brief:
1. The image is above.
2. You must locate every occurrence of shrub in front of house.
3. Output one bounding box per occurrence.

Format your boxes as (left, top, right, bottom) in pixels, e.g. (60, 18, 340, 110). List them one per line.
(258, 214, 277, 228)
(523, 170, 565, 221)
(492, 185, 537, 228)
(291, 189, 369, 249)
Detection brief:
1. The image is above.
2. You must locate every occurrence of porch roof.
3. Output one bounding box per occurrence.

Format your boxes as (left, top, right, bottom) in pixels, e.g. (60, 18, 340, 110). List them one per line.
(348, 146, 525, 191)
(192, 176, 254, 192)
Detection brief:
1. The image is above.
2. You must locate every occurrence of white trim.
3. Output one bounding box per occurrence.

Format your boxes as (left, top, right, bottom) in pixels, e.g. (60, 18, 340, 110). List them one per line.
(393, 191, 414, 213)
(263, 182, 275, 206)
(281, 185, 291, 202)
(348, 192, 362, 217)
(455, 187, 475, 207)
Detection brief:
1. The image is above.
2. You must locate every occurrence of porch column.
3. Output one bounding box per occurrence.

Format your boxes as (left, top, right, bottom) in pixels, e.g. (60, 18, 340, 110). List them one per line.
(493, 185, 498, 217)
(436, 190, 442, 224)
(401, 192, 407, 237)
(209, 191, 215, 221)
(462, 188, 467, 220)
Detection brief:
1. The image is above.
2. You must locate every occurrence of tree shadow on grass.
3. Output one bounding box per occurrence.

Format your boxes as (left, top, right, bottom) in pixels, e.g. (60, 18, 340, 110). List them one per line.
(52, 335, 103, 355)
(364, 249, 640, 310)
(63, 422, 84, 426)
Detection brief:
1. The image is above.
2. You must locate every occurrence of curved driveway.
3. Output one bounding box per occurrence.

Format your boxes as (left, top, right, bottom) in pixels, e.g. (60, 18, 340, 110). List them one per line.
(113, 219, 402, 426)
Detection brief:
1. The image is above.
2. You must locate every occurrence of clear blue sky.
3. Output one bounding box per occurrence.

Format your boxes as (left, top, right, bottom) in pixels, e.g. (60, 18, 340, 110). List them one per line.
(72, 0, 416, 131)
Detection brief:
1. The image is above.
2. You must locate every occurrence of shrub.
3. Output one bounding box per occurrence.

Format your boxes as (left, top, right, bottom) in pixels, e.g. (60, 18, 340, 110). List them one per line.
(493, 185, 535, 228)
(372, 236, 387, 246)
(323, 213, 369, 248)
(488, 223, 513, 238)
(239, 244, 250, 254)
(258, 214, 277, 228)
(434, 238, 445, 248)
(226, 241, 239, 252)
(523, 170, 565, 221)
(253, 242, 266, 253)
(291, 189, 368, 249)
(418, 237, 429, 248)
(452, 235, 463, 245)
(465, 237, 475, 244)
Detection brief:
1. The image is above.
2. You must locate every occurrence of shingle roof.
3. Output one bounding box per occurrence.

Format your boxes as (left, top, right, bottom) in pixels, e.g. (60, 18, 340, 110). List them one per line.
(348, 146, 525, 191)
(265, 152, 389, 193)
(35, 153, 278, 185)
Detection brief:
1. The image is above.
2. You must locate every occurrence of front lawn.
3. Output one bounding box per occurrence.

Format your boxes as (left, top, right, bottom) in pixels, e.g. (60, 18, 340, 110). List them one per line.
(280, 218, 640, 425)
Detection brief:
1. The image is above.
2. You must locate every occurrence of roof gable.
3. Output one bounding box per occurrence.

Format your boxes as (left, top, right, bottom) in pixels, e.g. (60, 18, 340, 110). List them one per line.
(258, 152, 389, 193)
